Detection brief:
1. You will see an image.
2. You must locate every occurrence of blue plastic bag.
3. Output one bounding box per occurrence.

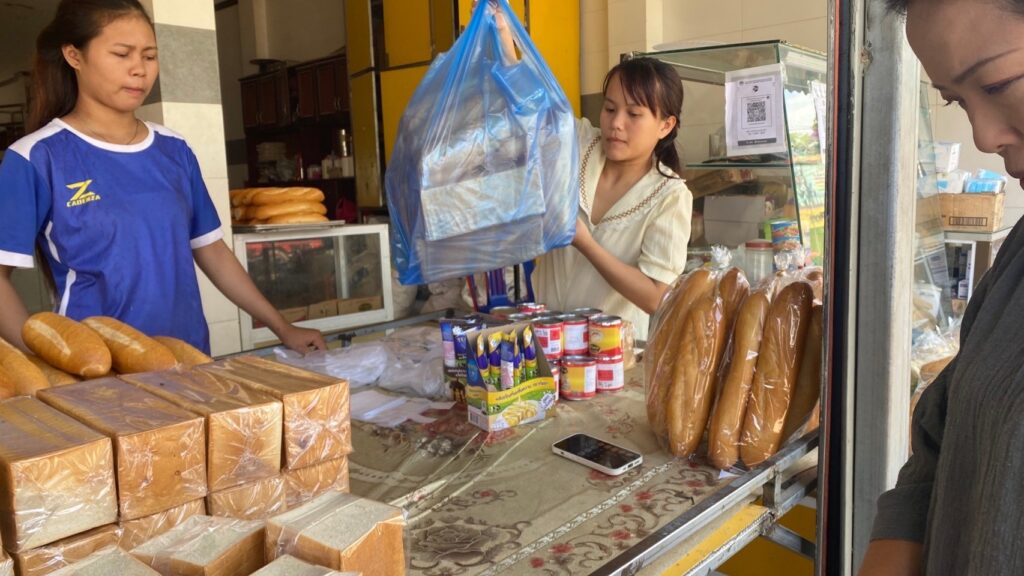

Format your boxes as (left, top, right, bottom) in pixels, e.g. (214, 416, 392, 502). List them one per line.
(386, 0, 579, 285)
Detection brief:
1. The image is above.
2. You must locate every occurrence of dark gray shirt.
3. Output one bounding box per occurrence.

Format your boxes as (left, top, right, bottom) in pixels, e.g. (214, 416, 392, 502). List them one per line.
(872, 220, 1024, 574)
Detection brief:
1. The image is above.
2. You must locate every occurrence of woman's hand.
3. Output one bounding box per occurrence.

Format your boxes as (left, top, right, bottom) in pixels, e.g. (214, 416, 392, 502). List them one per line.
(275, 324, 327, 355)
(572, 217, 594, 251)
(473, 0, 517, 64)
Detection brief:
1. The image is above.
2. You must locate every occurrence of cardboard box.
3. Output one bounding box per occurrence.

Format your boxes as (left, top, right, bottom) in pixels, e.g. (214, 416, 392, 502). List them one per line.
(336, 295, 384, 315)
(13, 525, 119, 576)
(703, 194, 769, 247)
(265, 491, 405, 575)
(38, 379, 208, 521)
(121, 369, 284, 492)
(199, 357, 351, 470)
(49, 547, 159, 575)
(131, 515, 265, 576)
(464, 322, 558, 432)
(118, 499, 206, 551)
(206, 475, 287, 521)
(934, 192, 1005, 232)
(0, 397, 118, 552)
(282, 457, 350, 509)
(682, 168, 758, 199)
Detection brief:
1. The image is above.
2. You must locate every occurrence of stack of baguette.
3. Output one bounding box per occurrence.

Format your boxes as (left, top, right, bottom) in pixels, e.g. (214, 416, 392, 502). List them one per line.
(230, 187, 329, 226)
(646, 266, 824, 469)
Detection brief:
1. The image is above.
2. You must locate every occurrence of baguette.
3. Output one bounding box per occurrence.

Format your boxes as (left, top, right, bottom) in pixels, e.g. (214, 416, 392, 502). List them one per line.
(229, 189, 250, 207)
(81, 317, 177, 374)
(718, 267, 750, 333)
(804, 269, 824, 302)
(0, 338, 49, 395)
(153, 336, 213, 367)
(25, 356, 80, 387)
(252, 201, 327, 220)
(252, 187, 325, 206)
(781, 303, 823, 440)
(231, 206, 247, 222)
(666, 294, 726, 457)
(645, 269, 717, 437)
(707, 290, 771, 469)
(740, 281, 814, 467)
(0, 369, 15, 399)
(22, 312, 112, 378)
(267, 213, 329, 225)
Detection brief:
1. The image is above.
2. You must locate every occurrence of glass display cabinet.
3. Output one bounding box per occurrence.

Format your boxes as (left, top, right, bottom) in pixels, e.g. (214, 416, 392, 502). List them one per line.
(232, 222, 393, 349)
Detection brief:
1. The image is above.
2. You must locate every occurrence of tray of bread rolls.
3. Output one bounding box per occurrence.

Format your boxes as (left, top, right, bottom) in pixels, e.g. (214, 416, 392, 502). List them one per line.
(229, 187, 342, 232)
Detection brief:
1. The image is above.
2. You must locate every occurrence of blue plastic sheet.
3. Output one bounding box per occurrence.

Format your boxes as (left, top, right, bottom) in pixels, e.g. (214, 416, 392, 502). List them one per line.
(386, 0, 579, 285)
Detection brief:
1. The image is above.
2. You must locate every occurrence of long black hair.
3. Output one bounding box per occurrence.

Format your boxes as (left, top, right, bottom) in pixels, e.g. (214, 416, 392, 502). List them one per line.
(886, 0, 1024, 14)
(603, 57, 684, 179)
(28, 0, 153, 131)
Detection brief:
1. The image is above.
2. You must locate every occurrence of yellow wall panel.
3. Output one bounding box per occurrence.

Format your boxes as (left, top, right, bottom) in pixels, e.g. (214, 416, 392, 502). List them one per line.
(345, 0, 373, 74)
(528, 0, 581, 115)
(384, 0, 433, 67)
(351, 72, 383, 207)
(380, 65, 429, 163)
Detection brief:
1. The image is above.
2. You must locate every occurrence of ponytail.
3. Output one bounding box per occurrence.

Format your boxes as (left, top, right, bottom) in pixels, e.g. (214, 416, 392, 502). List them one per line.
(28, 0, 153, 131)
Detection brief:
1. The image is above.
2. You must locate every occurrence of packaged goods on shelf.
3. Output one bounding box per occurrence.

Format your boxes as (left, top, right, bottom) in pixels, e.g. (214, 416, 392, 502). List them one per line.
(48, 546, 159, 575)
(37, 378, 207, 520)
(206, 475, 287, 521)
(282, 457, 350, 509)
(0, 397, 117, 551)
(252, 554, 360, 575)
(118, 499, 206, 551)
(266, 491, 405, 575)
(122, 368, 284, 491)
(12, 525, 119, 576)
(681, 168, 758, 198)
(199, 356, 351, 469)
(130, 515, 265, 576)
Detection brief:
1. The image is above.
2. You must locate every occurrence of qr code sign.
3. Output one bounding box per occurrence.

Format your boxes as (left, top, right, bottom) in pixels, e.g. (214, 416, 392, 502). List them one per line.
(746, 100, 767, 123)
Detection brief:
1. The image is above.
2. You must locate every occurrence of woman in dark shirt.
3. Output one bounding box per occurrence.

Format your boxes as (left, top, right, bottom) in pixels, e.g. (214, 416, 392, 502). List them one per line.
(861, 1, 1024, 574)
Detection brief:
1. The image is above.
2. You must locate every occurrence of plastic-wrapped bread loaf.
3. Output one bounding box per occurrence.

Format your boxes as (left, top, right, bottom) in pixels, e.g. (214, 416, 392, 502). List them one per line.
(122, 368, 283, 491)
(207, 475, 287, 520)
(0, 553, 10, 576)
(130, 515, 265, 576)
(199, 357, 351, 469)
(740, 281, 814, 467)
(152, 337, 213, 367)
(48, 547, 160, 576)
(0, 397, 117, 551)
(118, 499, 206, 551)
(781, 303, 824, 440)
(21, 312, 112, 378)
(266, 491, 406, 575)
(252, 554, 361, 576)
(282, 457, 350, 509)
(81, 317, 177, 374)
(12, 525, 119, 576)
(708, 290, 771, 470)
(25, 354, 80, 386)
(0, 338, 49, 395)
(37, 378, 208, 520)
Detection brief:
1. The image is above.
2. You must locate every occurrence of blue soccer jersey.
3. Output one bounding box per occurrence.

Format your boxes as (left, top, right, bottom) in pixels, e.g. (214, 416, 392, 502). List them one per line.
(0, 119, 223, 353)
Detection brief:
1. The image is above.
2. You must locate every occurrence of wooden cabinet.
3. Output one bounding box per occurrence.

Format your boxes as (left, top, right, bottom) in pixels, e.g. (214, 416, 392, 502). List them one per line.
(240, 70, 289, 128)
(294, 56, 350, 122)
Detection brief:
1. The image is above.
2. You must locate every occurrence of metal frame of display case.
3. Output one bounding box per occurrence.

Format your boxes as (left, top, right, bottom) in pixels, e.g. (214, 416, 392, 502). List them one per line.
(231, 222, 395, 349)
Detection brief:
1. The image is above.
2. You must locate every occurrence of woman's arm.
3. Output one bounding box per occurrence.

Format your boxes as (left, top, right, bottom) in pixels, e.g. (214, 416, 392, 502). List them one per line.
(571, 222, 669, 314)
(858, 540, 922, 576)
(0, 266, 30, 351)
(192, 241, 326, 353)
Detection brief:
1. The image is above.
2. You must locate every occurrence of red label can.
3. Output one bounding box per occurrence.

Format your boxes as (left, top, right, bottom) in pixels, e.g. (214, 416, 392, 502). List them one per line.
(560, 314, 589, 356)
(518, 302, 546, 314)
(596, 354, 625, 392)
(561, 355, 596, 400)
(534, 318, 564, 360)
(571, 307, 604, 320)
(589, 315, 623, 357)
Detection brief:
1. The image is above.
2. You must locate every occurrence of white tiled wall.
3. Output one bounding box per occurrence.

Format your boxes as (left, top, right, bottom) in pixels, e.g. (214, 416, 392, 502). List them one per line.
(148, 0, 216, 30)
(660, 0, 827, 51)
(581, 0, 609, 94)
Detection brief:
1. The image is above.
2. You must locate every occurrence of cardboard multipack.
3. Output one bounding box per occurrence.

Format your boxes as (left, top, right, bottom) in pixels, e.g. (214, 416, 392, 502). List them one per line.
(130, 515, 265, 576)
(0, 397, 117, 551)
(37, 378, 208, 520)
(265, 491, 405, 575)
(199, 357, 351, 469)
(118, 499, 206, 551)
(12, 525, 119, 576)
(252, 554, 360, 576)
(206, 475, 287, 520)
(282, 456, 350, 509)
(48, 547, 159, 575)
(465, 323, 558, 432)
(121, 368, 284, 491)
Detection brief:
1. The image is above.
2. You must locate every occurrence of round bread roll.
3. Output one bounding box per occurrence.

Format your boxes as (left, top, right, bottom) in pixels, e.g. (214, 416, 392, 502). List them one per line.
(252, 187, 325, 206)
(267, 212, 330, 225)
(252, 201, 327, 220)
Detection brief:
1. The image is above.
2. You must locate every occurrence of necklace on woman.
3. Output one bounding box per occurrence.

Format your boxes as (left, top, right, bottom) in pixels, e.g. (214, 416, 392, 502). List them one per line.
(78, 118, 141, 145)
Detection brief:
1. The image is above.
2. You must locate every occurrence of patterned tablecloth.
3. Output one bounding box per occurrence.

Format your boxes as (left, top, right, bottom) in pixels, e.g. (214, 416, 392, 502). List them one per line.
(347, 369, 734, 576)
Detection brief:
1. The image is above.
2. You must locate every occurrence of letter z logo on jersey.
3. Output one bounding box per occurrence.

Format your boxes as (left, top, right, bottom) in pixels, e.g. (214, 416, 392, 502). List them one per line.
(66, 179, 101, 207)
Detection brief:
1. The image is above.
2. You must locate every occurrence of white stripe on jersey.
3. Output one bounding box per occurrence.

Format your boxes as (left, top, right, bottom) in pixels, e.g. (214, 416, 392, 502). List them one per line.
(58, 268, 76, 315)
(189, 228, 224, 250)
(0, 249, 33, 268)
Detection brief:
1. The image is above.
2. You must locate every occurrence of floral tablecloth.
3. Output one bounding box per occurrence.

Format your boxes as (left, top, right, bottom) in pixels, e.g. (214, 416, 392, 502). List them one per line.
(347, 369, 730, 575)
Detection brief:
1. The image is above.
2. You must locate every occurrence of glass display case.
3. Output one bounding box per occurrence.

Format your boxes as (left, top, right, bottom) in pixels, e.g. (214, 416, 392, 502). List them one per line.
(633, 41, 827, 265)
(232, 222, 393, 349)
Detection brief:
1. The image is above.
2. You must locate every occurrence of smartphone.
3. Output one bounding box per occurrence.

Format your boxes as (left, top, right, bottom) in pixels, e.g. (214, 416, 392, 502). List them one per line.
(552, 433, 643, 476)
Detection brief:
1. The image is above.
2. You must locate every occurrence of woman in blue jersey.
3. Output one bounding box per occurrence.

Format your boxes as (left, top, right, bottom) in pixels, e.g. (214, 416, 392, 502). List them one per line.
(0, 0, 325, 355)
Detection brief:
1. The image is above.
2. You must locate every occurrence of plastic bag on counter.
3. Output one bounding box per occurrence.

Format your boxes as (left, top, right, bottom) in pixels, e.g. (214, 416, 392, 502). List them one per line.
(377, 326, 446, 399)
(385, 0, 578, 285)
(645, 247, 750, 458)
(275, 344, 389, 388)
